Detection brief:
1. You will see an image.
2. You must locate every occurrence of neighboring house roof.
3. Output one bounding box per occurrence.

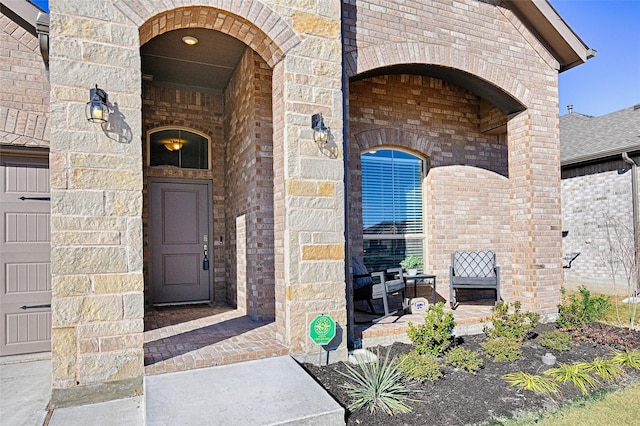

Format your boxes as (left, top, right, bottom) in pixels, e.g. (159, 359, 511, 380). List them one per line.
(560, 104, 640, 166)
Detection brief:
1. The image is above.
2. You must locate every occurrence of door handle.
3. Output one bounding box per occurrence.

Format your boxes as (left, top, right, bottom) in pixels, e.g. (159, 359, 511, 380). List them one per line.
(20, 304, 51, 310)
(203, 244, 209, 270)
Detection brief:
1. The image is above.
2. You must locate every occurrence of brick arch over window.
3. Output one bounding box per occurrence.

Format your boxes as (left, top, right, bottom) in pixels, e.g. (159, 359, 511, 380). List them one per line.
(354, 128, 434, 159)
(345, 42, 531, 113)
(133, 3, 301, 67)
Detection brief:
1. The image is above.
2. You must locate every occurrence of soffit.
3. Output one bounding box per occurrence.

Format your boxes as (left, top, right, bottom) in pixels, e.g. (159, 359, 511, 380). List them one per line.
(141, 28, 247, 90)
(351, 64, 526, 115)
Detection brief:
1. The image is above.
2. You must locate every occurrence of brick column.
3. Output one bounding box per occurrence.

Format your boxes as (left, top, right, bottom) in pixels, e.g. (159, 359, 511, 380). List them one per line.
(48, 3, 144, 407)
(507, 107, 563, 315)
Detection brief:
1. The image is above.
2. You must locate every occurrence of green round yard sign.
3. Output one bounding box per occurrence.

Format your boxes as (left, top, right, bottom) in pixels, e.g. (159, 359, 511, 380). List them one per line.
(309, 314, 336, 345)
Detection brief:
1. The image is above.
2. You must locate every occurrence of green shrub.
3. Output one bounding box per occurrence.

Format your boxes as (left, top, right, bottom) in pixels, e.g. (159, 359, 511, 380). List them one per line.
(557, 286, 610, 329)
(397, 351, 443, 382)
(445, 347, 483, 374)
(587, 357, 624, 383)
(540, 330, 573, 351)
(400, 256, 424, 270)
(483, 301, 540, 342)
(610, 350, 640, 369)
(338, 349, 414, 415)
(482, 336, 522, 362)
(502, 371, 559, 394)
(407, 302, 455, 357)
(545, 362, 599, 395)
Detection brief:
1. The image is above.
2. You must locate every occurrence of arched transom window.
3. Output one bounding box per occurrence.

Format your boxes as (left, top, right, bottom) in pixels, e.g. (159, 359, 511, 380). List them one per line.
(148, 127, 210, 170)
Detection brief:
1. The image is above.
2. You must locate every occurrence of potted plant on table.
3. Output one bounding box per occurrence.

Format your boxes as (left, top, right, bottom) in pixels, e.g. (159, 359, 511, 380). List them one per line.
(400, 256, 423, 276)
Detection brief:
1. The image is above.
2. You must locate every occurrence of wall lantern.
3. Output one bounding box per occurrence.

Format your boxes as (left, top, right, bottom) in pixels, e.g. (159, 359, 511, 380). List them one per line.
(86, 84, 109, 123)
(311, 113, 328, 145)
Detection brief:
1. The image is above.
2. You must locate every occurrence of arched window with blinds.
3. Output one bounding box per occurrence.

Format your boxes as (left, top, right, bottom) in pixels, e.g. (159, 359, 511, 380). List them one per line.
(361, 149, 425, 271)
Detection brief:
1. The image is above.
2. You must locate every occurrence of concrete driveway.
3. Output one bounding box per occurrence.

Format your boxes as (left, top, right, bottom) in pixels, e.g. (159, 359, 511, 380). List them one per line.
(0, 352, 51, 426)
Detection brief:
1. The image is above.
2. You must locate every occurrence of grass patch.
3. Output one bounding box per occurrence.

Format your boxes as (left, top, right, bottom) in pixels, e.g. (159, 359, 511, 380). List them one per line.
(490, 385, 640, 426)
(601, 294, 640, 331)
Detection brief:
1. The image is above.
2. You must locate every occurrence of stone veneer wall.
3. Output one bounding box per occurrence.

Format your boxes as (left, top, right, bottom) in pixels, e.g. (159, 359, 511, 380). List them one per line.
(0, 8, 49, 147)
(48, 1, 347, 405)
(562, 158, 635, 293)
(48, 0, 144, 407)
(224, 48, 275, 320)
(141, 82, 226, 304)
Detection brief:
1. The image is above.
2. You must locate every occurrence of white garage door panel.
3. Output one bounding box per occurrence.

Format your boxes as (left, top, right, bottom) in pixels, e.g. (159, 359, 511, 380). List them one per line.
(5, 310, 51, 343)
(1, 155, 51, 356)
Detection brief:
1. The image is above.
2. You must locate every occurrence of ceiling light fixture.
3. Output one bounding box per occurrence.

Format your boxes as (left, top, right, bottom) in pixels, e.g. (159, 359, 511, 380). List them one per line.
(163, 138, 186, 151)
(182, 36, 199, 46)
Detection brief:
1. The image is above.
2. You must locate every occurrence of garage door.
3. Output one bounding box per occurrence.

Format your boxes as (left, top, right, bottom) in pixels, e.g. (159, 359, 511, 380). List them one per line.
(0, 154, 51, 356)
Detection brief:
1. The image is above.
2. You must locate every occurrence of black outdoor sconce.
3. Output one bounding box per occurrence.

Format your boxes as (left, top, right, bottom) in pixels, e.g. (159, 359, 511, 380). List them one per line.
(311, 113, 328, 145)
(86, 84, 109, 123)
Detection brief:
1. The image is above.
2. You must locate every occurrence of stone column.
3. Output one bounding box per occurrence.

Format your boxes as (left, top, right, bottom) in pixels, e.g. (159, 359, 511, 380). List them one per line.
(507, 102, 563, 316)
(273, 2, 348, 363)
(48, 2, 144, 407)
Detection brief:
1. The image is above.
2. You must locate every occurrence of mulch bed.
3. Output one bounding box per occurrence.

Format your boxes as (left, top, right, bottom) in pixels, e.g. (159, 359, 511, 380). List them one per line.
(302, 322, 640, 425)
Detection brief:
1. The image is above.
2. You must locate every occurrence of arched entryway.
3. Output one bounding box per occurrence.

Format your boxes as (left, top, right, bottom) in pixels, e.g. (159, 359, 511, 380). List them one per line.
(138, 7, 287, 372)
(345, 59, 527, 341)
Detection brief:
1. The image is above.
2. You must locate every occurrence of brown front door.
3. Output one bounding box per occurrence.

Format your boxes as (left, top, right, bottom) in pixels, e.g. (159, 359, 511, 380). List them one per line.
(149, 179, 213, 304)
(0, 154, 51, 356)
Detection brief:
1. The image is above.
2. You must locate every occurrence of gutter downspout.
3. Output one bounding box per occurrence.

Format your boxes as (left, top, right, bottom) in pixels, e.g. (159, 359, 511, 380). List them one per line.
(36, 12, 49, 72)
(622, 152, 640, 291)
(340, 2, 354, 348)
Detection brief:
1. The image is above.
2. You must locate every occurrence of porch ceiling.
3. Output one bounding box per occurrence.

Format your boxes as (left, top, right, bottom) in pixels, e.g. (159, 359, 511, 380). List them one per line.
(141, 28, 247, 90)
(350, 64, 526, 115)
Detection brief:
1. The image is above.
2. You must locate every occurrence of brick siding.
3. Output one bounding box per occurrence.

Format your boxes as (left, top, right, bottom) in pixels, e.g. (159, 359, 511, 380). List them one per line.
(0, 10, 49, 147)
(562, 158, 635, 292)
(224, 48, 275, 320)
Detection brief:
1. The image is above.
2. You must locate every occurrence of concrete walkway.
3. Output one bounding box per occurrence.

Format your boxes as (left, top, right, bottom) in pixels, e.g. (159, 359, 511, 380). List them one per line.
(0, 353, 51, 426)
(1, 355, 344, 426)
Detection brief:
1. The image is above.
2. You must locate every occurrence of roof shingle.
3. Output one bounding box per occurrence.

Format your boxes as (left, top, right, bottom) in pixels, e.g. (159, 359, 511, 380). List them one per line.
(560, 104, 640, 166)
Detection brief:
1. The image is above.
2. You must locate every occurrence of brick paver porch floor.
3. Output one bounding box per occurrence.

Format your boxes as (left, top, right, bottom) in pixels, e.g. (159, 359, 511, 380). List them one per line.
(143, 297, 493, 375)
(144, 304, 288, 376)
(354, 289, 496, 348)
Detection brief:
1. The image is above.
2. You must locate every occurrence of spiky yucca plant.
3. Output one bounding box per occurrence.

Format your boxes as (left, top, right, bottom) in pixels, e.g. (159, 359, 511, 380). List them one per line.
(610, 350, 640, 369)
(587, 357, 624, 382)
(545, 362, 599, 395)
(502, 371, 559, 394)
(338, 349, 415, 415)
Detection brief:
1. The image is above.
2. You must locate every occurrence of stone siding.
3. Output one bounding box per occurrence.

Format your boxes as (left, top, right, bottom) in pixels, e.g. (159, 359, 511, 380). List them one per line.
(48, 0, 144, 407)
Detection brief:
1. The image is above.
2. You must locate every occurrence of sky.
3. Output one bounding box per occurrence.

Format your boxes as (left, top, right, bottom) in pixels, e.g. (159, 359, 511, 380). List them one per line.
(31, 0, 639, 117)
(550, 0, 640, 117)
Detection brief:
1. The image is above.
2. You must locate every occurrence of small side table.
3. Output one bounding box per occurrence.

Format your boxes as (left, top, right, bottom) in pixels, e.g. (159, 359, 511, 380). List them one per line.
(405, 273, 437, 304)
